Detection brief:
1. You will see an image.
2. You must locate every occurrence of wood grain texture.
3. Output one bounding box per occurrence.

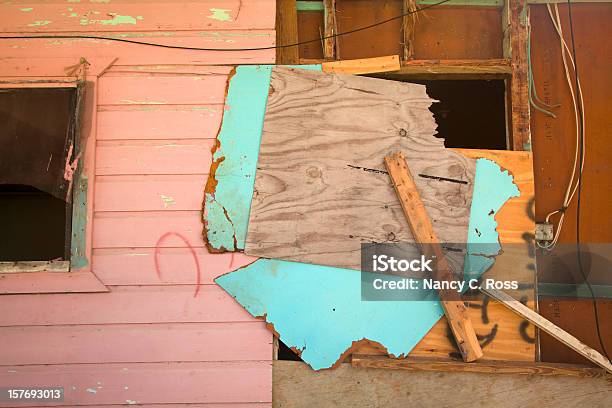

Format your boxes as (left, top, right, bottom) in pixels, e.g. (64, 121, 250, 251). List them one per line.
(274, 361, 612, 408)
(245, 67, 475, 270)
(384, 151, 483, 362)
(351, 355, 609, 378)
(353, 149, 536, 361)
(276, 0, 300, 64)
(508, 0, 531, 150)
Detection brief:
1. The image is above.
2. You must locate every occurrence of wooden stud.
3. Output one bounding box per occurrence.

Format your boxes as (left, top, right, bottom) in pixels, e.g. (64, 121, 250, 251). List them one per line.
(384, 152, 484, 362)
(482, 287, 612, 373)
(276, 0, 300, 64)
(402, 0, 417, 60)
(506, 0, 531, 150)
(351, 355, 609, 379)
(322, 0, 337, 60)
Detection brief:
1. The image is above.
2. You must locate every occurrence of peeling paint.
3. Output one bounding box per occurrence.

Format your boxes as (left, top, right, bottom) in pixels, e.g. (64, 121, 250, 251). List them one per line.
(207, 8, 232, 22)
(160, 194, 176, 208)
(80, 14, 143, 26)
(85, 388, 97, 394)
(126, 400, 138, 405)
(28, 20, 52, 27)
(20, 7, 33, 12)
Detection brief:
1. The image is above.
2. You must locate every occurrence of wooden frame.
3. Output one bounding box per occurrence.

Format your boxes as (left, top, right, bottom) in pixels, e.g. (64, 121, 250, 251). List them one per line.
(0, 57, 115, 294)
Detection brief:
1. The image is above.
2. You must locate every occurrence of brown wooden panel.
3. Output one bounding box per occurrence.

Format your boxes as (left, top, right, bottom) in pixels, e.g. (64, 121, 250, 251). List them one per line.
(326, 1, 502, 60)
(414, 7, 503, 59)
(530, 4, 612, 363)
(297, 10, 324, 59)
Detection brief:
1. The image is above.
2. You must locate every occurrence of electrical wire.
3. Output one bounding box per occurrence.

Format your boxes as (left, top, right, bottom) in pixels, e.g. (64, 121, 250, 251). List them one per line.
(565, 0, 611, 363)
(0, 0, 450, 52)
(537, 3, 585, 250)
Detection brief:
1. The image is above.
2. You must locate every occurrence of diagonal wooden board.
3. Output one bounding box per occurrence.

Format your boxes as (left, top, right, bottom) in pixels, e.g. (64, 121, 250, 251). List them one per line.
(353, 149, 537, 361)
(245, 67, 476, 271)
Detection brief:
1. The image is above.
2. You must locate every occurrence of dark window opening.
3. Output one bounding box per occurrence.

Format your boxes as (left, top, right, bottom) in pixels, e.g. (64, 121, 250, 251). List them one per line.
(0, 185, 69, 262)
(409, 80, 508, 150)
(278, 339, 303, 361)
(0, 87, 78, 262)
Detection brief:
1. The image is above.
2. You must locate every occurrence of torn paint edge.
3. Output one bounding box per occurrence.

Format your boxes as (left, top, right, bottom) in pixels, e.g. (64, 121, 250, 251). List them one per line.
(202, 64, 322, 253)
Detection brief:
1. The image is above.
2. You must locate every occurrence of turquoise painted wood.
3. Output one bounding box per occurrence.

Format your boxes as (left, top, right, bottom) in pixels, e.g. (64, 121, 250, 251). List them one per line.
(216, 158, 520, 370)
(204, 65, 321, 252)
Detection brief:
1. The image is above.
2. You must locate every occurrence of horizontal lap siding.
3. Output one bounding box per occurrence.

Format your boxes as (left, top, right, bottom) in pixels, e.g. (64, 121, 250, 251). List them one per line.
(0, 362, 271, 406)
(1, 0, 274, 405)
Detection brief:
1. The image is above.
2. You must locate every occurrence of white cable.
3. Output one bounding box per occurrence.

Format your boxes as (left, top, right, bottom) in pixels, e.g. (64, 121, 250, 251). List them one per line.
(537, 4, 586, 250)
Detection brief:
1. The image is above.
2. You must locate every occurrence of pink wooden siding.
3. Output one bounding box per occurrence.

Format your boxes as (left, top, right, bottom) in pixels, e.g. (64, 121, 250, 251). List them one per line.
(0, 0, 274, 406)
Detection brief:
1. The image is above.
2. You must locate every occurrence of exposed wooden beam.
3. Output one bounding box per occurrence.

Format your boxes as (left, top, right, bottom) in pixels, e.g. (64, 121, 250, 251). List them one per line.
(506, 0, 531, 150)
(375, 58, 512, 79)
(351, 355, 609, 379)
(276, 0, 300, 64)
(322, 0, 337, 60)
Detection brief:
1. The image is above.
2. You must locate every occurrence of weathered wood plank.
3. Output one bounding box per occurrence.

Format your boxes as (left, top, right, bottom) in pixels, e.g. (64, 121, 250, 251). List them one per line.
(508, 0, 531, 150)
(0, 285, 254, 326)
(92, 248, 256, 286)
(351, 355, 608, 378)
(276, 0, 300, 64)
(0, 361, 271, 406)
(322, 55, 400, 74)
(98, 75, 228, 105)
(245, 67, 476, 270)
(93, 211, 204, 249)
(0, 322, 271, 366)
(0, 33, 276, 65)
(96, 139, 214, 176)
(0, 0, 276, 32)
(384, 151, 483, 362)
(95, 175, 205, 211)
(97, 105, 224, 140)
(273, 361, 611, 408)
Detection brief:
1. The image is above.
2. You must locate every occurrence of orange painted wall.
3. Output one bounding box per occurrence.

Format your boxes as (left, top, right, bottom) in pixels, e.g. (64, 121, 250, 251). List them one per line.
(0, 1, 274, 406)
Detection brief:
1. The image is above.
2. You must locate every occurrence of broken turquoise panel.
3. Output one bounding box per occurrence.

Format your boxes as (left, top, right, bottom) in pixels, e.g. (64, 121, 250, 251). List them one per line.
(216, 156, 520, 370)
(204, 64, 322, 251)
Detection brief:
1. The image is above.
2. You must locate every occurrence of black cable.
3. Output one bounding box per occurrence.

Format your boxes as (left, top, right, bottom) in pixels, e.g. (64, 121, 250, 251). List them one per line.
(0, 0, 450, 52)
(566, 0, 610, 362)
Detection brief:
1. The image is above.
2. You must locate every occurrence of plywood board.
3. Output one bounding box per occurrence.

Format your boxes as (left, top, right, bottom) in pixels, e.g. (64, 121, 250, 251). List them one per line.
(353, 149, 536, 361)
(245, 67, 476, 270)
(273, 361, 611, 408)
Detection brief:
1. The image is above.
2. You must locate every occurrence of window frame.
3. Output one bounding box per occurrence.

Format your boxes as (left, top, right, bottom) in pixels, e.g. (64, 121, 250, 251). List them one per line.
(0, 57, 114, 294)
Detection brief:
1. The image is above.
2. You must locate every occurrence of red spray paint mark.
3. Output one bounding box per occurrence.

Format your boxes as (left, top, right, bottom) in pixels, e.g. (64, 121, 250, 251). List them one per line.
(154, 232, 201, 298)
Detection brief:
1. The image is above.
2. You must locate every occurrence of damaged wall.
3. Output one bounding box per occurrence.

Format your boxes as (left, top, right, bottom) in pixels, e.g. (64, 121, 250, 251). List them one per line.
(0, 0, 275, 406)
